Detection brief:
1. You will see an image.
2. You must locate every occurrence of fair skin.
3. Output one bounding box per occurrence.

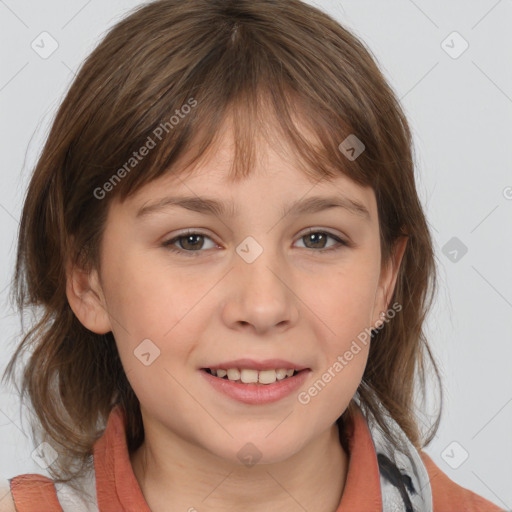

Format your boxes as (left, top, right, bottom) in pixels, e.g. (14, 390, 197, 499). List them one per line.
(66, 119, 406, 512)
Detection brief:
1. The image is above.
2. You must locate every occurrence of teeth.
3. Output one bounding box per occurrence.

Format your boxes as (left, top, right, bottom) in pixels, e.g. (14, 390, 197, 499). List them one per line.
(240, 369, 259, 384)
(227, 368, 240, 381)
(275, 369, 288, 380)
(208, 368, 299, 385)
(258, 370, 277, 384)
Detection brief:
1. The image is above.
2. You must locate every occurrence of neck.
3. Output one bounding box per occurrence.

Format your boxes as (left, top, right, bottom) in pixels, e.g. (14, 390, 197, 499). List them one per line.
(130, 420, 349, 512)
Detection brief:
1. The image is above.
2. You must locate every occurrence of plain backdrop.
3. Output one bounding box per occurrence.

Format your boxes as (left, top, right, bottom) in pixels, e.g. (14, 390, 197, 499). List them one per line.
(0, 0, 511, 508)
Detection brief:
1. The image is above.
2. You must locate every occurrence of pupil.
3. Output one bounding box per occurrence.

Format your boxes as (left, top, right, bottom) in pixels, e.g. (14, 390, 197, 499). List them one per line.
(307, 233, 325, 249)
(182, 234, 202, 250)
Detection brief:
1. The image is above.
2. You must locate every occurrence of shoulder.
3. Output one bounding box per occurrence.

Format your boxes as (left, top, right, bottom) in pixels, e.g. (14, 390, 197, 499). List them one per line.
(0, 478, 16, 512)
(1, 473, 62, 512)
(419, 451, 506, 512)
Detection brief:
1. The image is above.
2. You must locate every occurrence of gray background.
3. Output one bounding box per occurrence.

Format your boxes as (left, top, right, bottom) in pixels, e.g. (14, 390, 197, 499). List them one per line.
(0, 0, 511, 508)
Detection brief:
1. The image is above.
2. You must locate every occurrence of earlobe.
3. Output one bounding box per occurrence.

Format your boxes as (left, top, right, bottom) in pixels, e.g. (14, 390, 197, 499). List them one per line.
(372, 236, 408, 326)
(65, 260, 112, 334)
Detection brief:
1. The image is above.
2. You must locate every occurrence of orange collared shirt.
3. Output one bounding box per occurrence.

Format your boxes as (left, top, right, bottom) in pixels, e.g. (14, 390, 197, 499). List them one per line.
(8, 404, 505, 511)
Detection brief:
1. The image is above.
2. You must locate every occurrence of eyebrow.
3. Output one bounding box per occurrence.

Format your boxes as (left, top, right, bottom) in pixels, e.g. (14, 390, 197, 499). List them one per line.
(135, 194, 371, 221)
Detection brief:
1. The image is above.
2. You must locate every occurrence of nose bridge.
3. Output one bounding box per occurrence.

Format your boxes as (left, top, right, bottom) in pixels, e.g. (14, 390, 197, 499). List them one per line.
(235, 233, 285, 295)
(225, 233, 298, 331)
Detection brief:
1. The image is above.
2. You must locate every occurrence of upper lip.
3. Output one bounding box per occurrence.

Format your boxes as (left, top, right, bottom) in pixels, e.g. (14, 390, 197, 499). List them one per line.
(202, 359, 310, 371)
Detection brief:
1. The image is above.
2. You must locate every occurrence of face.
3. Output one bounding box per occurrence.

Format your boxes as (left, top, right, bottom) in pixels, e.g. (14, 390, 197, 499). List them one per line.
(67, 121, 404, 466)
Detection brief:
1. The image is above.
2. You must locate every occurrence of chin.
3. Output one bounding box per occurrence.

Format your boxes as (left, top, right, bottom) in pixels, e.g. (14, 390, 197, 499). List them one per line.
(213, 436, 304, 467)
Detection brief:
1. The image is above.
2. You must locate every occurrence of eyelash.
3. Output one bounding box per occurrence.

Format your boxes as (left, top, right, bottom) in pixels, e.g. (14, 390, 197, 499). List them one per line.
(161, 228, 350, 258)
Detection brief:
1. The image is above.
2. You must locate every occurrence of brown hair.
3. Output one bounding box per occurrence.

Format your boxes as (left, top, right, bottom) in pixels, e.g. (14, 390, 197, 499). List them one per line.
(2, 0, 442, 484)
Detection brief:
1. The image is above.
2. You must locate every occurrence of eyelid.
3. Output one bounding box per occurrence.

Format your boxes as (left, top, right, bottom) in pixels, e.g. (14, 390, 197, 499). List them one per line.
(162, 228, 219, 247)
(161, 227, 352, 256)
(295, 226, 352, 244)
(166, 226, 349, 242)
(299, 226, 346, 239)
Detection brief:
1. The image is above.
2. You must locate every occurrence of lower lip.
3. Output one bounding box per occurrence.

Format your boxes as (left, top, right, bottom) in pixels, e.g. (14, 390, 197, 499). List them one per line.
(200, 369, 311, 405)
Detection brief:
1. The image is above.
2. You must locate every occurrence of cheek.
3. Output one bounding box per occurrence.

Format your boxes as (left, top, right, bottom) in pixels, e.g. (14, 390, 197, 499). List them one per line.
(298, 256, 377, 411)
(102, 245, 201, 334)
(298, 335, 369, 431)
(99, 248, 207, 389)
(308, 257, 381, 346)
(103, 257, 201, 414)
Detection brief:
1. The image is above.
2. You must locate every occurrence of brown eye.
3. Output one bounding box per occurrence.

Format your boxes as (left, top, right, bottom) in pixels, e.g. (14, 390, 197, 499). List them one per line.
(162, 229, 350, 258)
(162, 231, 217, 257)
(295, 230, 349, 254)
(175, 233, 205, 251)
(302, 232, 329, 249)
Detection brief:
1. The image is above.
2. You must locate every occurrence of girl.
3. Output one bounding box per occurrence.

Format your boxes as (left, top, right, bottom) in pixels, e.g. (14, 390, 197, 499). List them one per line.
(1, 0, 505, 510)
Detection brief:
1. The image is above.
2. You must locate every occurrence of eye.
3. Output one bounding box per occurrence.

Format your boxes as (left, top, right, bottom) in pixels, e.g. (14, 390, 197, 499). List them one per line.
(294, 228, 350, 254)
(162, 230, 217, 257)
(161, 228, 350, 257)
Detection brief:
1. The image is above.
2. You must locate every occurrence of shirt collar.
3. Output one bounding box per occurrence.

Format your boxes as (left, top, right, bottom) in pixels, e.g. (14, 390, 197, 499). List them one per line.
(92, 402, 382, 511)
(336, 402, 382, 510)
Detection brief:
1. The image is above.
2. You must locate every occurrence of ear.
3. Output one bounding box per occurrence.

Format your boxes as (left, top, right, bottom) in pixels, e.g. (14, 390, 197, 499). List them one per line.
(65, 257, 112, 334)
(371, 236, 408, 327)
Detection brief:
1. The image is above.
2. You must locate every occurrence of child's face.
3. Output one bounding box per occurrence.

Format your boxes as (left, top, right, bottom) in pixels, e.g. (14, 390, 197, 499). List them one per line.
(70, 121, 403, 465)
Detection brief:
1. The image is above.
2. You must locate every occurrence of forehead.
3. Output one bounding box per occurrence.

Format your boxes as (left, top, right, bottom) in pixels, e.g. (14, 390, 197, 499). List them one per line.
(127, 179, 376, 239)
(114, 112, 377, 222)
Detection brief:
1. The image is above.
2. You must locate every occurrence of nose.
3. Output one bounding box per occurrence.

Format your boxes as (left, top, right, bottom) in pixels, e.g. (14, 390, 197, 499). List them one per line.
(221, 242, 300, 335)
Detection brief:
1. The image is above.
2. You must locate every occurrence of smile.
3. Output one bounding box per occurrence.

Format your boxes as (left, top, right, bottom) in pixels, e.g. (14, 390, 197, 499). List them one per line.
(200, 368, 311, 405)
(203, 367, 299, 385)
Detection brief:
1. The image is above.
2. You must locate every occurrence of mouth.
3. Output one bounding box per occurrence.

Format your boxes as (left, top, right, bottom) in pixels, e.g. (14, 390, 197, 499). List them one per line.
(200, 367, 307, 386)
(200, 366, 311, 405)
